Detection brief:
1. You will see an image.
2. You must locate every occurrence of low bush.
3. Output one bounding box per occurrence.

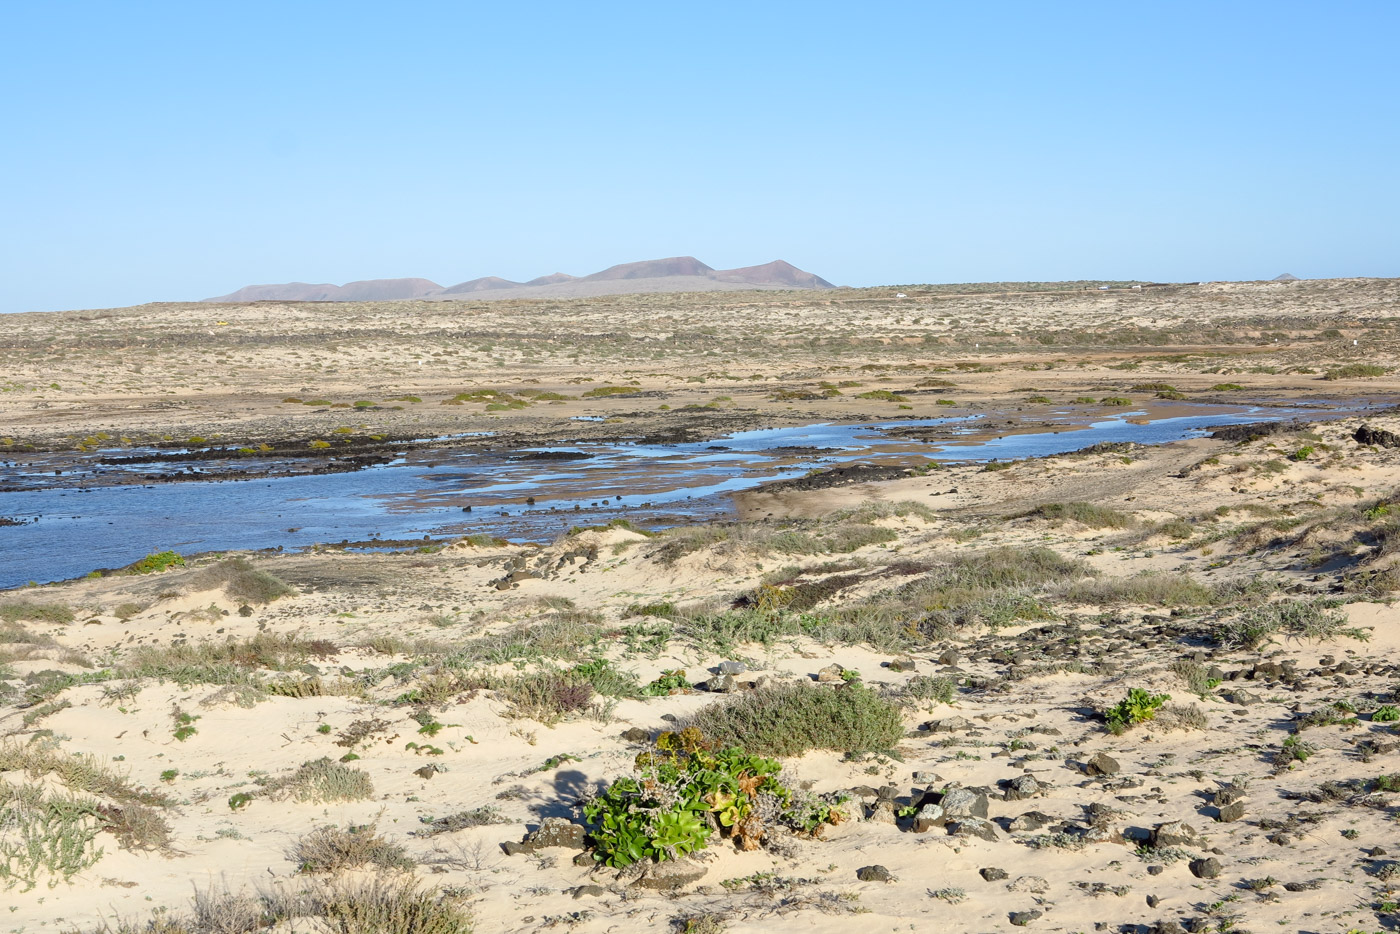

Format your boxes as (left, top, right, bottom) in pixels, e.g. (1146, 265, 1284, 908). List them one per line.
(1025, 502, 1135, 529)
(0, 601, 74, 625)
(687, 682, 903, 758)
(1063, 571, 1215, 608)
(259, 758, 373, 804)
(1105, 688, 1170, 733)
(127, 550, 185, 574)
(292, 822, 413, 873)
(583, 729, 847, 868)
(0, 781, 104, 891)
(1322, 364, 1385, 380)
(190, 557, 295, 604)
(1214, 597, 1355, 649)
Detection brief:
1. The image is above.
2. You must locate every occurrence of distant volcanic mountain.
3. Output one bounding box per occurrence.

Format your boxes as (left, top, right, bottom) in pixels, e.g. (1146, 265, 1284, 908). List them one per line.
(202, 257, 833, 303)
(207, 278, 443, 303)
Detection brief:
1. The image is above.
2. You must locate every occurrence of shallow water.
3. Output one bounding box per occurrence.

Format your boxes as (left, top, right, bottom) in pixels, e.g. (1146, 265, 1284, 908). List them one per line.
(0, 404, 1358, 588)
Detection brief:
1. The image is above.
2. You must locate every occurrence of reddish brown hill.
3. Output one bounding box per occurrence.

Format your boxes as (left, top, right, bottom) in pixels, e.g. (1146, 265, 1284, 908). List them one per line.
(203, 257, 833, 303)
(525, 272, 577, 286)
(205, 278, 441, 303)
(580, 256, 715, 281)
(710, 260, 834, 288)
(438, 276, 522, 294)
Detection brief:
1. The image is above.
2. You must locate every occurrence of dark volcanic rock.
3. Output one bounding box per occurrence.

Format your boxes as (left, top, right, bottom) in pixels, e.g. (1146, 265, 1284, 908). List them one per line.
(857, 865, 892, 882)
(1085, 752, 1121, 776)
(1355, 424, 1400, 448)
(1189, 857, 1221, 879)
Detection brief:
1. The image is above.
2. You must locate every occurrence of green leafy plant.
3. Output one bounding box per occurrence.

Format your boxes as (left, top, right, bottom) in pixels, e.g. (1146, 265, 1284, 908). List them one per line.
(172, 708, 200, 742)
(642, 669, 691, 696)
(228, 792, 253, 810)
(128, 550, 185, 574)
(159, 769, 178, 783)
(1105, 688, 1170, 733)
(1375, 705, 1400, 723)
(582, 728, 847, 868)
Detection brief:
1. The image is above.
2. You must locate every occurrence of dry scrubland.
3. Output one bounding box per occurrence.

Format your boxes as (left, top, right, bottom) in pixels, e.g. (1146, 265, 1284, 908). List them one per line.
(2, 279, 1400, 933)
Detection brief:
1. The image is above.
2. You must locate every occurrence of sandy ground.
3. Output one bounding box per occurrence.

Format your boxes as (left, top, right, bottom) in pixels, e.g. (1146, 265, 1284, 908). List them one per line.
(2, 279, 1400, 933)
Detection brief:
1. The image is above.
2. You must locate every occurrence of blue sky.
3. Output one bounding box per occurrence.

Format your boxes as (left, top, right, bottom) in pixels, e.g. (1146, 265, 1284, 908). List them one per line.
(2, 1, 1397, 313)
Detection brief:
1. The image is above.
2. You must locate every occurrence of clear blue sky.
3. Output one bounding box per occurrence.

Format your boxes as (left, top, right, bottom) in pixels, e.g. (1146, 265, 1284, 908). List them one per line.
(2, 1, 1397, 313)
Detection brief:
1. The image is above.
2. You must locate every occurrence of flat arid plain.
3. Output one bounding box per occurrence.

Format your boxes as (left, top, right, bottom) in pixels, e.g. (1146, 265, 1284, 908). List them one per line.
(4, 277, 1400, 934)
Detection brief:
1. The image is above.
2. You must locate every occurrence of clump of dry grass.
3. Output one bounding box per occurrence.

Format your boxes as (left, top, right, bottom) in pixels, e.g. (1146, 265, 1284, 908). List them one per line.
(259, 758, 373, 804)
(1023, 502, 1136, 529)
(687, 682, 903, 758)
(80, 875, 473, 933)
(0, 601, 74, 625)
(190, 557, 295, 604)
(0, 740, 169, 808)
(291, 821, 413, 873)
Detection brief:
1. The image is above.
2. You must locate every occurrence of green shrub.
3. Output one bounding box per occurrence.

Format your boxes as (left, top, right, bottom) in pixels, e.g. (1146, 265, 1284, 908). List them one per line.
(127, 550, 185, 574)
(190, 557, 295, 603)
(0, 601, 74, 625)
(1026, 502, 1135, 529)
(687, 682, 903, 758)
(642, 669, 691, 696)
(584, 729, 846, 868)
(1064, 571, 1215, 608)
(1099, 396, 1133, 406)
(0, 782, 104, 891)
(1373, 705, 1400, 723)
(1211, 383, 1243, 391)
(1105, 688, 1170, 733)
(1322, 364, 1385, 380)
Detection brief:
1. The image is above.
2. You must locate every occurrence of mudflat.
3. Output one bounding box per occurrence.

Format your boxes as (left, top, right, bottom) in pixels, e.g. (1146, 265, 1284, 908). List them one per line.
(3, 278, 1400, 933)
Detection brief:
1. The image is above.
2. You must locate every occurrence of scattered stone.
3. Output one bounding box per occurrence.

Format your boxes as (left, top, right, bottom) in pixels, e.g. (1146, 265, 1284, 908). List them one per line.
(1355, 424, 1400, 448)
(1146, 895, 1160, 908)
(866, 800, 897, 824)
(1216, 801, 1246, 823)
(937, 648, 960, 665)
(1222, 689, 1260, 706)
(1147, 865, 1165, 876)
(941, 788, 990, 819)
(912, 803, 945, 833)
(413, 764, 442, 779)
(856, 865, 892, 883)
(924, 716, 972, 733)
(717, 660, 747, 674)
(704, 673, 735, 693)
(948, 818, 1000, 842)
(980, 867, 1009, 882)
(571, 885, 606, 899)
(912, 771, 942, 784)
(1083, 825, 1126, 846)
(1003, 774, 1043, 801)
(621, 727, 650, 743)
(1368, 846, 1389, 857)
(502, 841, 534, 856)
(1085, 752, 1121, 776)
(1189, 857, 1221, 879)
(1009, 910, 1044, 926)
(1008, 811, 1053, 832)
(525, 818, 586, 850)
(1152, 821, 1201, 849)
(816, 663, 845, 683)
(1151, 921, 1185, 934)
